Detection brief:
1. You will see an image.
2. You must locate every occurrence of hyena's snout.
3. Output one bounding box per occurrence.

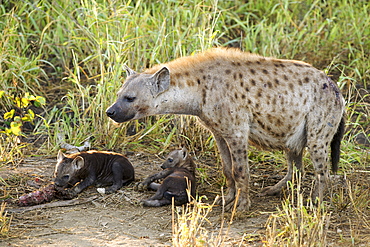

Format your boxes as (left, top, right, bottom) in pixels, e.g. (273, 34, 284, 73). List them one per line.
(105, 103, 136, 123)
(106, 105, 117, 118)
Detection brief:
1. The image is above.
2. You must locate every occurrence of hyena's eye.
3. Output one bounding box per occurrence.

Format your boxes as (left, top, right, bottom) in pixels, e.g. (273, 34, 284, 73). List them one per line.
(62, 175, 70, 180)
(168, 158, 173, 163)
(124, 96, 136, 102)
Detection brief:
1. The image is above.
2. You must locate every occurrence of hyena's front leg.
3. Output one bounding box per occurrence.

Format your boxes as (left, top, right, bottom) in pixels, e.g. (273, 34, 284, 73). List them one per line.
(214, 135, 236, 206)
(137, 169, 173, 191)
(224, 135, 251, 211)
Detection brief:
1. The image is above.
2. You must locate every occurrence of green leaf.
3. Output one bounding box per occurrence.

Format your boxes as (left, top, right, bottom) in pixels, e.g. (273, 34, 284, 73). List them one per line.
(28, 109, 35, 119)
(34, 96, 46, 107)
(13, 116, 22, 122)
(22, 114, 32, 122)
(4, 109, 15, 119)
(15, 97, 21, 108)
(4, 128, 12, 135)
(10, 122, 22, 136)
(21, 97, 30, 108)
(24, 92, 36, 101)
(21, 109, 35, 122)
(15, 97, 29, 108)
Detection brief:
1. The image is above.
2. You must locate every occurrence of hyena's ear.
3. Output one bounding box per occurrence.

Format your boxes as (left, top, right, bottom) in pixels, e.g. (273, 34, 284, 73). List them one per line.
(57, 150, 66, 162)
(124, 65, 137, 77)
(150, 66, 170, 97)
(71, 156, 85, 171)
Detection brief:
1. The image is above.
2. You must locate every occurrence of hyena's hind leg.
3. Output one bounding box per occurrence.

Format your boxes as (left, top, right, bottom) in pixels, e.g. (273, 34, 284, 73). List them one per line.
(143, 191, 189, 207)
(306, 112, 344, 203)
(148, 182, 161, 190)
(307, 137, 333, 203)
(142, 186, 172, 207)
(258, 150, 303, 196)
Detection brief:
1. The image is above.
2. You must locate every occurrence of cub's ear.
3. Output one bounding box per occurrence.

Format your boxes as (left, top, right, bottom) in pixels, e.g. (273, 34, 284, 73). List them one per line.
(71, 156, 85, 171)
(57, 150, 66, 163)
(150, 66, 170, 97)
(124, 65, 137, 77)
(181, 147, 188, 159)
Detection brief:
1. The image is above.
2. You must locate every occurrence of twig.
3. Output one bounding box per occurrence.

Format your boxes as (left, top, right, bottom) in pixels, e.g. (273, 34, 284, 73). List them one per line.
(7, 196, 98, 213)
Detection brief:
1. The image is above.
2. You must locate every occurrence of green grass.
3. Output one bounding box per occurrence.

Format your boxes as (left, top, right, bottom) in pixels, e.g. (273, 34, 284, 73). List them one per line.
(0, 0, 369, 244)
(1, 0, 369, 157)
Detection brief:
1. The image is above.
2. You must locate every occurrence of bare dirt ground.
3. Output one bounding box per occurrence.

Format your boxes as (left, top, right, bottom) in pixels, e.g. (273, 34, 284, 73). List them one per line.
(1, 150, 370, 246)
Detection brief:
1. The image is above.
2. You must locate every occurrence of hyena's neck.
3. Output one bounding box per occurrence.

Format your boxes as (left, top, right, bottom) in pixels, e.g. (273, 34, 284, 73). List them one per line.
(157, 84, 202, 116)
(151, 66, 204, 117)
(146, 53, 225, 117)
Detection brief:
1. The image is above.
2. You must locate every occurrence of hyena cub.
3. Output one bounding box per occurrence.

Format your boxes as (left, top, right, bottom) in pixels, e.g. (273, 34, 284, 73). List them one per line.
(54, 150, 135, 196)
(138, 147, 196, 207)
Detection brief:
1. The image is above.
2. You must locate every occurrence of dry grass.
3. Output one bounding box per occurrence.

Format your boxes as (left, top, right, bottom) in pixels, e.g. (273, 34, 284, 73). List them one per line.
(172, 189, 240, 247)
(264, 172, 331, 246)
(0, 202, 12, 238)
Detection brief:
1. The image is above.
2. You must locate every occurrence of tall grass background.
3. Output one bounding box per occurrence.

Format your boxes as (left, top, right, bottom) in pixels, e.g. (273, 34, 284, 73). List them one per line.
(1, 0, 369, 159)
(0, 0, 369, 244)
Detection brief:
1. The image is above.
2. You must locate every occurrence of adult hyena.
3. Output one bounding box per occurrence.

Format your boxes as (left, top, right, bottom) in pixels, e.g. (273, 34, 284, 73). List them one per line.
(106, 48, 345, 211)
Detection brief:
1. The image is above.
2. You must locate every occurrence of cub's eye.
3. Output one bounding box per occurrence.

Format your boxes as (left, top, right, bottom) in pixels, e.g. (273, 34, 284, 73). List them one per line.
(124, 96, 136, 102)
(168, 158, 173, 163)
(62, 175, 70, 180)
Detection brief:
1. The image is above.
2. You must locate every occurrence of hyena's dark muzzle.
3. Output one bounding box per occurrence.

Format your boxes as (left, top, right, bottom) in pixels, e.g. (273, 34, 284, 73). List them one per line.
(106, 103, 135, 123)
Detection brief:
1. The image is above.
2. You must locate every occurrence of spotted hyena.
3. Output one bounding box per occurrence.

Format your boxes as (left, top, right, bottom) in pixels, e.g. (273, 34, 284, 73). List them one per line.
(138, 147, 196, 207)
(106, 48, 345, 211)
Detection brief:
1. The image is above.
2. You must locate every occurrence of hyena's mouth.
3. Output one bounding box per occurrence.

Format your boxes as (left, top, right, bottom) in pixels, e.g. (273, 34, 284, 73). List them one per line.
(106, 105, 136, 123)
(108, 113, 136, 123)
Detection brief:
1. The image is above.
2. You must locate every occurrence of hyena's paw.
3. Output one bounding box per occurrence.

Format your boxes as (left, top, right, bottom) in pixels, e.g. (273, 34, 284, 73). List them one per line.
(104, 186, 119, 194)
(142, 199, 160, 207)
(142, 198, 171, 207)
(215, 188, 236, 206)
(135, 182, 148, 191)
(57, 188, 77, 199)
(223, 195, 251, 212)
(257, 186, 282, 197)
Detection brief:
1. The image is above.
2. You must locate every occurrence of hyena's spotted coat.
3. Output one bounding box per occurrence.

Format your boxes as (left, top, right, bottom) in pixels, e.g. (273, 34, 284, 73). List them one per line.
(106, 48, 345, 211)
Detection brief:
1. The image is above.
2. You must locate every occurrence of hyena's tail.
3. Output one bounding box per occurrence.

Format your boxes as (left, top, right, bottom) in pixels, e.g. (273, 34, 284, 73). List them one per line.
(330, 115, 346, 173)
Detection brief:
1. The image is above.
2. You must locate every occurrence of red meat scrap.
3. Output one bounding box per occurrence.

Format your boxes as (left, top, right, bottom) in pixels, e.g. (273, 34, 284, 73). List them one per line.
(18, 183, 75, 207)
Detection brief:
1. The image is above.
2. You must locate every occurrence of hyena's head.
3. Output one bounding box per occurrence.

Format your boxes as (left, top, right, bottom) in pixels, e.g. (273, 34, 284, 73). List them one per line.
(106, 66, 170, 123)
(161, 147, 195, 173)
(54, 150, 85, 188)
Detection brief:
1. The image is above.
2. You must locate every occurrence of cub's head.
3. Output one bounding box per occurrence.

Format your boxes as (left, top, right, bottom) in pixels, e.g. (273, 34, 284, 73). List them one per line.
(161, 147, 190, 169)
(54, 150, 85, 188)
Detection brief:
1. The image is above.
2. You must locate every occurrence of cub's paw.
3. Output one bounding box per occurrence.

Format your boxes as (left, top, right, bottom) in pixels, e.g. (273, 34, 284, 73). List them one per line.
(135, 182, 148, 191)
(57, 188, 77, 199)
(105, 187, 119, 194)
